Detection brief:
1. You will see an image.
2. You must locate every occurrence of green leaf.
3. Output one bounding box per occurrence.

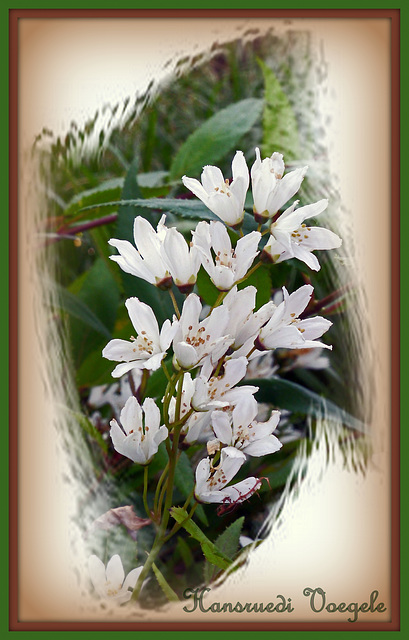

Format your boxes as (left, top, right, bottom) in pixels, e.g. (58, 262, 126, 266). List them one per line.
(258, 59, 300, 160)
(196, 268, 219, 307)
(169, 98, 263, 180)
(152, 563, 180, 602)
(237, 264, 272, 310)
(170, 507, 232, 570)
(63, 177, 124, 219)
(67, 258, 121, 367)
(52, 283, 112, 339)
(174, 453, 209, 527)
(204, 517, 244, 584)
(247, 377, 366, 433)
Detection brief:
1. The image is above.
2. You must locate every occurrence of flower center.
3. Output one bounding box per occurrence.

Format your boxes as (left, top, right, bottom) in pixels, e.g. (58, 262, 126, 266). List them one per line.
(131, 331, 155, 355)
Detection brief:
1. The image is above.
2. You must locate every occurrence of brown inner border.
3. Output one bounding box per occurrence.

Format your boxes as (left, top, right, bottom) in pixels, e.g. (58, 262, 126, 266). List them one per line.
(9, 7, 400, 632)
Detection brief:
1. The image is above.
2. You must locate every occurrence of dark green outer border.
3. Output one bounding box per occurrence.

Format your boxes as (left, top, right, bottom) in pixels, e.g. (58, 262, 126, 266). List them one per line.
(6, 2, 404, 638)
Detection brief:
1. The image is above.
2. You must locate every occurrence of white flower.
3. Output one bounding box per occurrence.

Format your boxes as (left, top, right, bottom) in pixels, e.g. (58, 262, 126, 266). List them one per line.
(172, 293, 233, 370)
(251, 147, 308, 220)
(182, 150, 249, 226)
(88, 370, 142, 418)
(192, 356, 258, 412)
(212, 395, 282, 457)
(88, 554, 143, 604)
(256, 284, 332, 351)
(108, 215, 172, 288)
(194, 446, 262, 505)
(161, 226, 201, 292)
(263, 199, 342, 271)
(221, 286, 275, 357)
(192, 221, 260, 291)
(110, 395, 168, 465)
(102, 297, 178, 378)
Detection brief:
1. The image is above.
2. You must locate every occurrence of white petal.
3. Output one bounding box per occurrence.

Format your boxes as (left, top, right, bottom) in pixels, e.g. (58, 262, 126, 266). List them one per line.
(106, 554, 125, 588)
(125, 298, 160, 342)
(88, 555, 107, 592)
(211, 411, 233, 445)
(122, 566, 143, 592)
(174, 342, 199, 369)
(120, 396, 142, 435)
(243, 435, 282, 456)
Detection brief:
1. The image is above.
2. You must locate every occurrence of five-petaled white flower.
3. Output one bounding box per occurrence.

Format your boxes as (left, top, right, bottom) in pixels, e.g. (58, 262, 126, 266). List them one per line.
(88, 554, 143, 604)
(108, 215, 172, 288)
(194, 446, 262, 504)
(172, 293, 233, 370)
(251, 147, 308, 221)
(182, 150, 249, 227)
(192, 356, 258, 412)
(102, 297, 178, 378)
(110, 395, 168, 465)
(211, 395, 282, 457)
(256, 284, 332, 352)
(192, 220, 260, 291)
(161, 226, 202, 293)
(263, 198, 342, 271)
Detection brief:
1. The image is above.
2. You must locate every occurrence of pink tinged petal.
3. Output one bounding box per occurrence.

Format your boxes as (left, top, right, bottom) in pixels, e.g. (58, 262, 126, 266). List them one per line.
(125, 298, 160, 342)
(212, 411, 233, 445)
(122, 567, 143, 592)
(88, 555, 107, 594)
(106, 554, 125, 588)
(218, 477, 262, 502)
(120, 396, 143, 435)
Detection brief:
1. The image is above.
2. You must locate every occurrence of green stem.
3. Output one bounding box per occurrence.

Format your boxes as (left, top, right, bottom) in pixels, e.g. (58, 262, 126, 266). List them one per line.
(234, 260, 262, 286)
(163, 502, 198, 543)
(142, 466, 150, 519)
(169, 289, 181, 319)
(161, 359, 172, 384)
(210, 290, 228, 312)
(153, 462, 169, 516)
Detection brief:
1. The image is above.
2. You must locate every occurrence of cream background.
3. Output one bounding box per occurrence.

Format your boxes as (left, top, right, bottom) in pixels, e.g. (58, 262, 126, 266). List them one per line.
(18, 17, 392, 622)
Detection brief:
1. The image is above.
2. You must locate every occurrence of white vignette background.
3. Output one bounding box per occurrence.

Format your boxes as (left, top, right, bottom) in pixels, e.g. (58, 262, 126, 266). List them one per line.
(18, 16, 392, 623)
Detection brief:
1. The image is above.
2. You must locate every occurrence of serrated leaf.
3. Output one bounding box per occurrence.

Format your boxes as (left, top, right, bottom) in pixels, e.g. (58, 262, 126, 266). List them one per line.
(204, 517, 244, 584)
(63, 177, 124, 219)
(169, 98, 263, 180)
(258, 59, 300, 160)
(247, 377, 366, 433)
(170, 507, 232, 570)
(152, 563, 180, 602)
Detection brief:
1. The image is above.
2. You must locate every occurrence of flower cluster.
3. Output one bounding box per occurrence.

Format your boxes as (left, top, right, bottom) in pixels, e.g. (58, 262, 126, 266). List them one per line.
(89, 148, 341, 603)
